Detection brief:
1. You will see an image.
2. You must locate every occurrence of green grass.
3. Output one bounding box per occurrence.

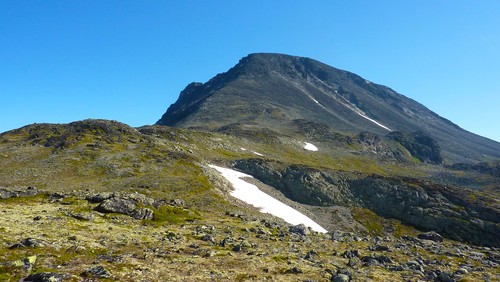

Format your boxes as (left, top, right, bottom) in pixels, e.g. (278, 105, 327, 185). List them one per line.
(352, 207, 384, 236)
(150, 206, 201, 224)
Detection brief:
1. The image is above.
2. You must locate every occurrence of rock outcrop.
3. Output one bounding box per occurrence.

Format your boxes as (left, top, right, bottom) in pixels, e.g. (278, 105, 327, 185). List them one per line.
(234, 159, 500, 246)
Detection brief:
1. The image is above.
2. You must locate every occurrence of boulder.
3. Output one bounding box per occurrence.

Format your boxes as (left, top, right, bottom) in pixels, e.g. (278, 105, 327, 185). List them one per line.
(24, 272, 68, 282)
(131, 208, 154, 220)
(332, 273, 350, 282)
(80, 265, 111, 278)
(94, 197, 136, 215)
(418, 231, 444, 242)
(289, 224, 310, 236)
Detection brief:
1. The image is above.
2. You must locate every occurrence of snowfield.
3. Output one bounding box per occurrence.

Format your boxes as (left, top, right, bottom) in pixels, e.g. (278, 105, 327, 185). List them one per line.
(304, 142, 318, 151)
(209, 165, 328, 233)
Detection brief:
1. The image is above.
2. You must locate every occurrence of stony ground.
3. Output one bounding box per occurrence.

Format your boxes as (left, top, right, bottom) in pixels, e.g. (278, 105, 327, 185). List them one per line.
(1, 187, 498, 282)
(1, 121, 499, 281)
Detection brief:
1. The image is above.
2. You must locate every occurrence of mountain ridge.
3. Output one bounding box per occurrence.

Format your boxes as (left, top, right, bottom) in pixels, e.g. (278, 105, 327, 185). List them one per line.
(157, 53, 500, 163)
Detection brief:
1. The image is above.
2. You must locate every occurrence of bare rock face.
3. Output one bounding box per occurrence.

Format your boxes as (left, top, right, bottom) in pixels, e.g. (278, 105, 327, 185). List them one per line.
(234, 159, 500, 247)
(387, 131, 443, 164)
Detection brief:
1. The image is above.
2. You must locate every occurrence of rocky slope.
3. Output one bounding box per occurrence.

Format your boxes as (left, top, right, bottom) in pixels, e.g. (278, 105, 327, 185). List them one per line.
(1, 186, 499, 281)
(1, 119, 499, 281)
(234, 159, 499, 247)
(157, 53, 500, 163)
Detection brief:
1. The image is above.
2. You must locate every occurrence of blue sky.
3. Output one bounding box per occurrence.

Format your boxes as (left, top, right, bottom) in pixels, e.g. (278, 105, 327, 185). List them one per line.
(1, 1, 499, 142)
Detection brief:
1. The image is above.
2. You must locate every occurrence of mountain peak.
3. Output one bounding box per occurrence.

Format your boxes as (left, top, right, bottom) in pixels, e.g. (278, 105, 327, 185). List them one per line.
(157, 53, 500, 163)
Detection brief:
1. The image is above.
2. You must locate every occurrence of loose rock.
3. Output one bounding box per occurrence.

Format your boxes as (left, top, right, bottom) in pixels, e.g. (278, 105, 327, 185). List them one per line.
(131, 208, 154, 220)
(80, 265, 111, 278)
(24, 272, 67, 282)
(332, 273, 350, 282)
(418, 231, 444, 242)
(289, 224, 310, 236)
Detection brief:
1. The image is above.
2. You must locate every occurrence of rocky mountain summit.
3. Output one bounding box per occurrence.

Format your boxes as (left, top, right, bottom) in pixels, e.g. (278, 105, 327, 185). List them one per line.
(157, 53, 500, 163)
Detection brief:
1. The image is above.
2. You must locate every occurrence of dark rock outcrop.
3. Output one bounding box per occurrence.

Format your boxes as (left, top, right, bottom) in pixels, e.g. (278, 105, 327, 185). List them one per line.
(386, 131, 443, 164)
(234, 159, 500, 246)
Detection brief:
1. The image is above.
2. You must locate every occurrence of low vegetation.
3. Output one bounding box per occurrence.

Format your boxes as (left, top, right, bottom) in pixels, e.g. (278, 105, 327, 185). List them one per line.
(0, 120, 498, 281)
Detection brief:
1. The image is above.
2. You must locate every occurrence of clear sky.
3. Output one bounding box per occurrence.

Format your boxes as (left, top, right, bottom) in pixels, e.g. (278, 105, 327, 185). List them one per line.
(1, 1, 499, 142)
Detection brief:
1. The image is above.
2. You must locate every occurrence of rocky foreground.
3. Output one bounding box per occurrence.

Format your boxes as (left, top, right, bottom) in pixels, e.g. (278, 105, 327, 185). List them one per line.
(1, 187, 498, 281)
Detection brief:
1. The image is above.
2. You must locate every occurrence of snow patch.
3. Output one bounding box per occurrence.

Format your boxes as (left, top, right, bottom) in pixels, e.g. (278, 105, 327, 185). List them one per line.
(304, 142, 318, 151)
(253, 151, 264, 156)
(209, 165, 328, 233)
(240, 148, 247, 151)
(357, 113, 392, 131)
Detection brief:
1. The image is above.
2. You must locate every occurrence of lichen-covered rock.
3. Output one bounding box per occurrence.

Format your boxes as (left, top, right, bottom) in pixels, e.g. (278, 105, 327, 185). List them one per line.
(85, 192, 113, 203)
(131, 208, 154, 220)
(0, 186, 38, 199)
(80, 265, 111, 278)
(332, 273, 350, 282)
(69, 212, 94, 221)
(6, 255, 37, 271)
(94, 197, 136, 214)
(24, 272, 69, 282)
(9, 238, 45, 249)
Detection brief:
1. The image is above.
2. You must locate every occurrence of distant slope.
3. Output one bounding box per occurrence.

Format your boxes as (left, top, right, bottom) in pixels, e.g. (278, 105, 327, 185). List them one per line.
(157, 53, 500, 163)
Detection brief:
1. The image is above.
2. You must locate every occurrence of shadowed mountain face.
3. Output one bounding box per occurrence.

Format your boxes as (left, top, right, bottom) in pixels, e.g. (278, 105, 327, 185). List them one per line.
(157, 53, 500, 163)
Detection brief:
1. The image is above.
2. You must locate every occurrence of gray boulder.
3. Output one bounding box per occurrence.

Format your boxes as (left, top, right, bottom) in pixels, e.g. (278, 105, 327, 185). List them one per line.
(80, 265, 111, 278)
(418, 231, 444, 242)
(131, 208, 154, 220)
(94, 197, 136, 215)
(332, 273, 350, 282)
(289, 224, 310, 236)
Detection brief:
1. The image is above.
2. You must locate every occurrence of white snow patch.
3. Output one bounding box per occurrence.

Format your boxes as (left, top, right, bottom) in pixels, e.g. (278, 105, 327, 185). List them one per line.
(209, 165, 328, 233)
(304, 142, 318, 151)
(240, 148, 247, 151)
(253, 151, 264, 156)
(357, 113, 392, 131)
